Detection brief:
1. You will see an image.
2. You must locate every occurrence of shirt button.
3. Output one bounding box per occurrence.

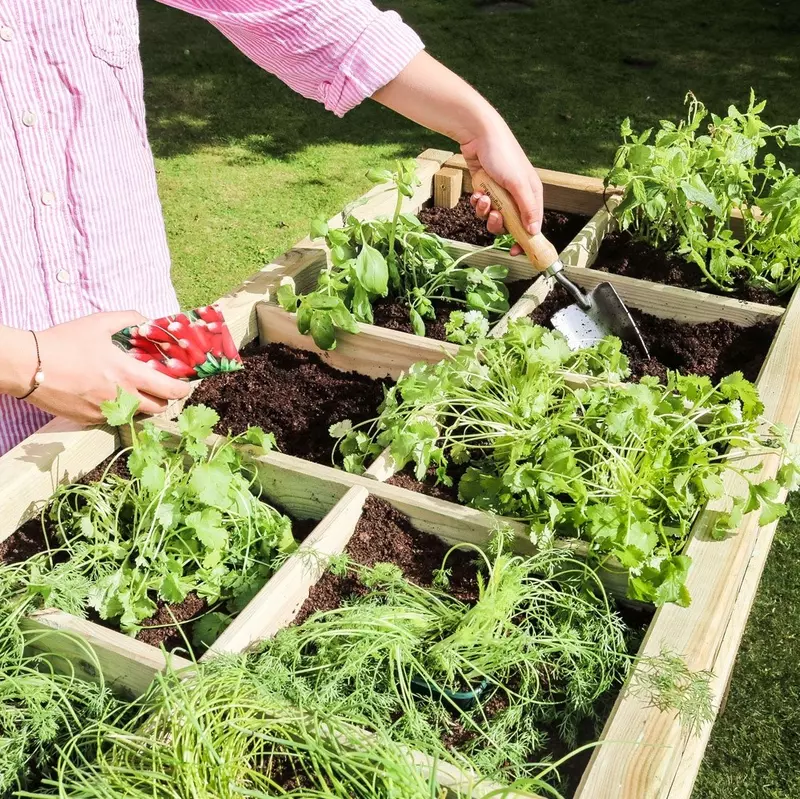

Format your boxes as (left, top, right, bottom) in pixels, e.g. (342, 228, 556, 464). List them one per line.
(56, 270, 71, 284)
(22, 111, 36, 127)
(41, 190, 55, 206)
(0, 27, 13, 42)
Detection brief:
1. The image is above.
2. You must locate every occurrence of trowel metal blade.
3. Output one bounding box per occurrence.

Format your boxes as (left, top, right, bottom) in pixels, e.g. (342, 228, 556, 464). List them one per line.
(551, 282, 651, 358)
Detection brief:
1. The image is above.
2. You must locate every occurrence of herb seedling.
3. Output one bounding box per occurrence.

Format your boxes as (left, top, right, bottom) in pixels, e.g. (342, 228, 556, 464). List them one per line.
(334, 319, 798, 604)
(608, 91, 800, 295)
(276, 160, 512, 348)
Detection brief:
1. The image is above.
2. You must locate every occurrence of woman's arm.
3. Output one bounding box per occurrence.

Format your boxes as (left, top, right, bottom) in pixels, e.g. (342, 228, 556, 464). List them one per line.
(372, 52, 542, 236)
(159, 0, 540, 235)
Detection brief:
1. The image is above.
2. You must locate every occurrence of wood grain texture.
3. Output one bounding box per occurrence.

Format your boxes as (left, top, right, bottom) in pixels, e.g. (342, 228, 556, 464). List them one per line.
(565, 267, 785, 326)
(0, 418, 118, 544)
(574, 284, 800, 799)
(205, 486, 369, 656)
(22, 609, 192, 699)
(443, 154, 618, 215)
(257, 301, 459, 380)
(433, 167, 463, 208)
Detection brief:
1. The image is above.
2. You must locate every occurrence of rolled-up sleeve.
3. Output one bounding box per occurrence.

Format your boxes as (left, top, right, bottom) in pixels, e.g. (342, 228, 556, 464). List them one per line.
(157, 0, 425, 117)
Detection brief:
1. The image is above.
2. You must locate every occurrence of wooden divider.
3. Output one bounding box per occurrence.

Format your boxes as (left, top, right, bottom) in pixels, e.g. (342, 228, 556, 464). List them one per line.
(0, 151, 796, 798)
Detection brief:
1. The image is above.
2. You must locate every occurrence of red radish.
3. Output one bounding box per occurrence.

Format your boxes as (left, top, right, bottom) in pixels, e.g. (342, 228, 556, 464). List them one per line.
(178, 339, 207, 367)
(129, 348, 155, 362)
(221, 327, 239, 362)
(158, 358, 196, 379)
(196, 305, 221, 324)
(130, 335, 166, 357)
(138, 323, 179, 344)
(188, 321, 213, 351)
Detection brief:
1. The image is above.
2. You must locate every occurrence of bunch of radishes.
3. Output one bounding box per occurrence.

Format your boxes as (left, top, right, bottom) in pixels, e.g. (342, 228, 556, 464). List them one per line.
(118, 305, 243, 379)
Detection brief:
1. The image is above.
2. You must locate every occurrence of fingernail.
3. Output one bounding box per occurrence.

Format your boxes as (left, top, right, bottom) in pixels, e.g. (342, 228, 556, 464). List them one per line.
(528, 220, 542, 236)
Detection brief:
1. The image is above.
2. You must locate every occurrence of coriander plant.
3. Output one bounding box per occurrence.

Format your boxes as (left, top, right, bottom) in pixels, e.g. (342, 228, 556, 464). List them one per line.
(22, 390, 297, 641)
(334, 319, 798, 605)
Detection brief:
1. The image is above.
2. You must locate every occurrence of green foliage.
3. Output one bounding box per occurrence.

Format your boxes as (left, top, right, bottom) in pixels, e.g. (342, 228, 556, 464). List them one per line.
(333, 319, 798, 605)
(0, 582, 118, 797)
(19, 394, 297, 638)
(608, 91, 800, 295)
(276, 161, 511, 348)
(259, 542, 711, 787)
(32, 655, 529, 799)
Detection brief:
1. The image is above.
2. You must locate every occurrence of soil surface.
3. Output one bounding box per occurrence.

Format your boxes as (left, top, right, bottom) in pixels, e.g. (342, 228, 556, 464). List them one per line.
(371, 279, 530, 340)
(2, 448, 318, 653)
(419, 195, 588, 253)
(294, 496, 480, 625)
(385, 465, 462, 503)
(593, 231, 789, 307)
(529, 284, 777, 383)
(188, 342, 388, 465)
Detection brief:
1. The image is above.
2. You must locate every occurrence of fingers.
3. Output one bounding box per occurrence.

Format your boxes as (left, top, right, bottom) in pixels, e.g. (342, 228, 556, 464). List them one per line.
(506, 174, 543, 236)
(486, 210, 506, 236)
(470, 192, 492, 221)
(135, 391, 171, 416)
(122, 356, 191, 402)
(99, 309, 148, 333)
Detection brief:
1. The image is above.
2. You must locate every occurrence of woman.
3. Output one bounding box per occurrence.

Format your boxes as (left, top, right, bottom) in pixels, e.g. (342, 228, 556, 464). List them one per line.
(0, 0, 541, 454)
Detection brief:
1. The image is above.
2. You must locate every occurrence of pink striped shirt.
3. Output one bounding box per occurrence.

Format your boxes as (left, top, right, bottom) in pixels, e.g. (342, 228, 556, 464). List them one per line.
(0, 0, 423, 454)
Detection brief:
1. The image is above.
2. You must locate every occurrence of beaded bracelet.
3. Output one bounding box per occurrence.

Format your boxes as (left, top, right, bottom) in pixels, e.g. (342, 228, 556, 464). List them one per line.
(19, 330, 44, 400)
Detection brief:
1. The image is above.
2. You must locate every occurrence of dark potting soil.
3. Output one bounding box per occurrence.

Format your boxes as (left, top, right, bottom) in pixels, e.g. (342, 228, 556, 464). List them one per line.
(371, 279, 530, 340)
(385, 464, 462, 503)
(593, 230, 789, 308)
(2, 447, 318, 653)
(187, 342, 389, 465)
(529, 284, 777, 383)
(294, 496, 480, 626)
(419, 195, 589, 254)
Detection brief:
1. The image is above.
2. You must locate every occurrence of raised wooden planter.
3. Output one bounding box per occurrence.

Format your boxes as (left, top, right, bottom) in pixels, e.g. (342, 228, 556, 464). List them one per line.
(1, 149, 798, 798)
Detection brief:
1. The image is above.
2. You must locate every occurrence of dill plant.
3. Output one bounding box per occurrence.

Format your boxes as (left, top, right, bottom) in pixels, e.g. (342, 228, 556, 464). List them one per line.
(24, 654, 539, 799)
(257, 538, 712, 788)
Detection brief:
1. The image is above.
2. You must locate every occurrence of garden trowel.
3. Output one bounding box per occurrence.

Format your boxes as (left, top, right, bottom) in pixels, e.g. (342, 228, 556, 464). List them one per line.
(473, 170, 650, 357)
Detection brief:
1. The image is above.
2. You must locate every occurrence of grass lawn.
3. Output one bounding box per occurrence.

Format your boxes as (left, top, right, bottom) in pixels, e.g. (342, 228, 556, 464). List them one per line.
(140, 0, 800, 794)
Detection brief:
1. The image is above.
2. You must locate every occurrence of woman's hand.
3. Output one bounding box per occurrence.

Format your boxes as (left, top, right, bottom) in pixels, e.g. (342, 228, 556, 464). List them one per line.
(1, 311, 190, 423)
(372, 51, 542, 256)
(461, 120, 543, 256)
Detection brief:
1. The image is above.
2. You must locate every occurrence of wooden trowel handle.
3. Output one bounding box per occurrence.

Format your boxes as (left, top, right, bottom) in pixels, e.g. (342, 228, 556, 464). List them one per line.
(473, 169, 559, 273)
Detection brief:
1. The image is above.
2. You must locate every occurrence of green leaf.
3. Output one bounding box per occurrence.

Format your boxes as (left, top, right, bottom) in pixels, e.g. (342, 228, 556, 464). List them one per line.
(654, 555, 692, 607)
(329, 302, 361, 334)
(160, 571, 194, 604)
(366, 167, 393, 184)
(409, 307, 426, 337)
(101, 387, 140, 427)
(244, 427, 276, 451)
(276, 282, 298, 311)
(186, 508, 229, 551)
(786, 122, 800, 146)
(310, 311, 337, 350)
(140, 463, 165, 495)
(191, 612, 231, 649)
(310, 217, 328, 239)
(188, 462, 232, 508)
(680, 174, 723, 216)
(329, 419, 353, 438)
(178, 405, 219, 441)
(296, 302, 313, 334)
(354, 243, 389, 295)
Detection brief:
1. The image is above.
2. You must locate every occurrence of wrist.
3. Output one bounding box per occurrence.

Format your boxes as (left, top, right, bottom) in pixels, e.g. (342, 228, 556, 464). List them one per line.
(0, 327, 40, 398)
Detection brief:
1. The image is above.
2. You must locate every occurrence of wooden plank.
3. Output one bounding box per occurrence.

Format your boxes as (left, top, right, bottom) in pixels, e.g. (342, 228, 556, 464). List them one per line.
(0, 418, 118, 544)
(206, 486, 369, 655)
(443, 154, 617, 215)
(574, 284, 800, 799)
(564, 268, 785, 327)
(433, 167, 463, 208)
(22, 609, 192, 699)
(257, 301, 459, 380)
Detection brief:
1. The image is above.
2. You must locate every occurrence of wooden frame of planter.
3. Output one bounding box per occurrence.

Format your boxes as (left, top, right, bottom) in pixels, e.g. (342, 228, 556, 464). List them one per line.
(0, 148, 797, 798)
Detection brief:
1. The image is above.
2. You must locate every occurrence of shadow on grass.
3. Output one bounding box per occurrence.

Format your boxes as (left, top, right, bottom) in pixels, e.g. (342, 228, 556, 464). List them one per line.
(140, 0, 800, 174)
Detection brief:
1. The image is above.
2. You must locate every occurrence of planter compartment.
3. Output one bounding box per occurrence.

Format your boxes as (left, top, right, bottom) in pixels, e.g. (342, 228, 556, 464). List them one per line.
(0, 149, 798, 799)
